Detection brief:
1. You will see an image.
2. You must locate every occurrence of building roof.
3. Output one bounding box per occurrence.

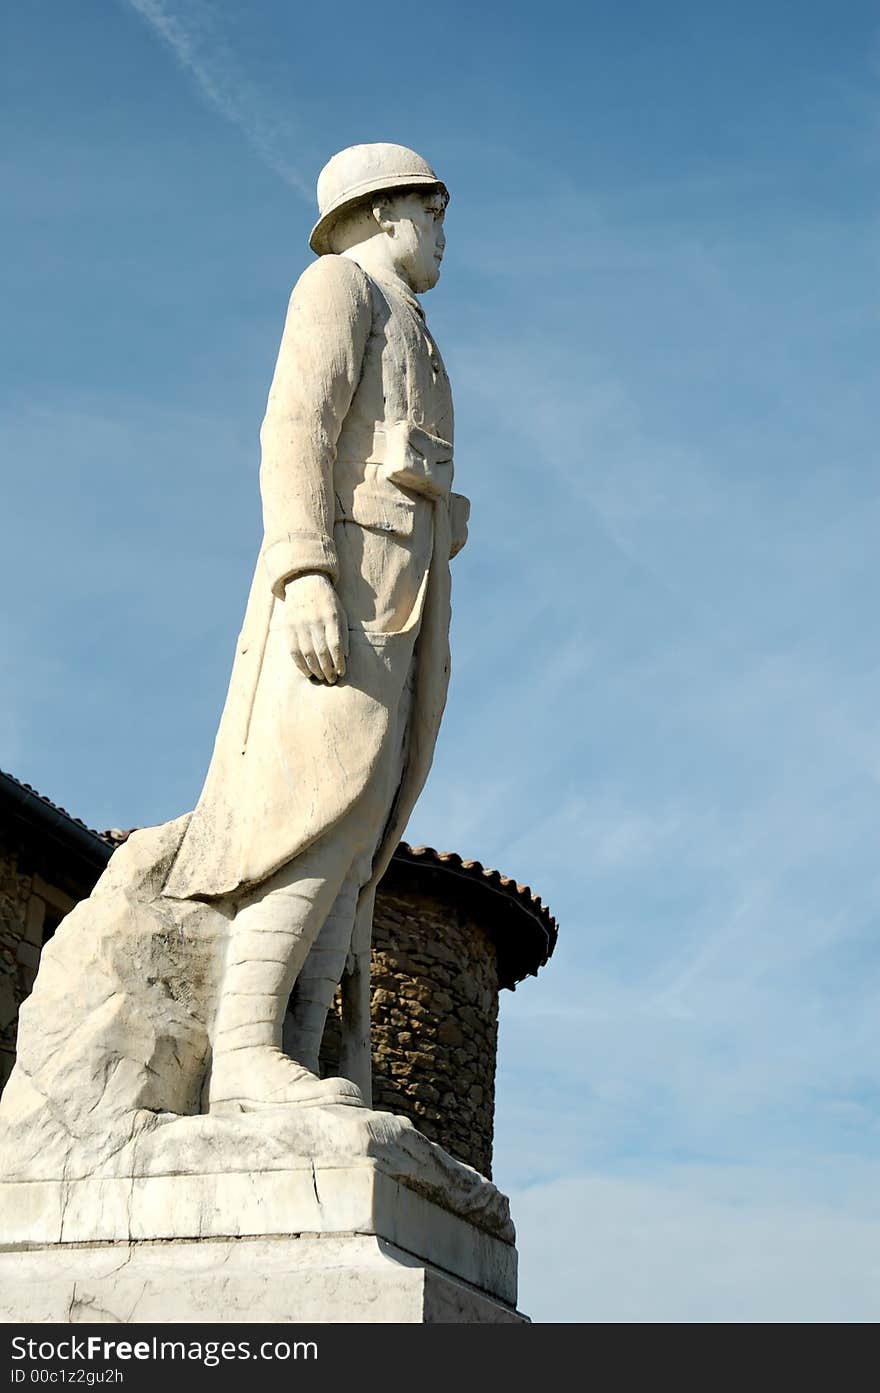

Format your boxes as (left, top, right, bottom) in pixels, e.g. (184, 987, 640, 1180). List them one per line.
(0, 768, 114, 874)
(1, 769, 558, 989)
(391, 843, 557, 989)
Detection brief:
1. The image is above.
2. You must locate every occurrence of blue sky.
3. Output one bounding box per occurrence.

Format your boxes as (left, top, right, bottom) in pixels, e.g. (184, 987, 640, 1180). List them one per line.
(4, 0, 880, 1320)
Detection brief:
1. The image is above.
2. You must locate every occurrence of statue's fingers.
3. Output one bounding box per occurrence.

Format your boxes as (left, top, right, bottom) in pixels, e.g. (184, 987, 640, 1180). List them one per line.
(290, 635, 311, 679)
(326, 619, 346, 679)
(310, 627, 337, 684)
(306, 651, 326, 682)
(297, 628, 324, 681)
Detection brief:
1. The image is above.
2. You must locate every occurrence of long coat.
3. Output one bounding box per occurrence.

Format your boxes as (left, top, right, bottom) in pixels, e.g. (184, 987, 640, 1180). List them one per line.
(163, 255, 468, 902)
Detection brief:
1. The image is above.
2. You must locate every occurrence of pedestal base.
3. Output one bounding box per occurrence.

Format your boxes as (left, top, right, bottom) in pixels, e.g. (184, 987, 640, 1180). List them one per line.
(0, 1163, 527, 1324)
(0, 1234, 525, 1323)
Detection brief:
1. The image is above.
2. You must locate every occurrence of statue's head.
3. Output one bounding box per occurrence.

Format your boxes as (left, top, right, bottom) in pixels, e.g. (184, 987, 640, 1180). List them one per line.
(310, 143, 449, 294)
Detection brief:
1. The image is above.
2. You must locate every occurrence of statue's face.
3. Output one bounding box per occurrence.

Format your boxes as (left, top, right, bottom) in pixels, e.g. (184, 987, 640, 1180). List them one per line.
(386, 190, 447, 294)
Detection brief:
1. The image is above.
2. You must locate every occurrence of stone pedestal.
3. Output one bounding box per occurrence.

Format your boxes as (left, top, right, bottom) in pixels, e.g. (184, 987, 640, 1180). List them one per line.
(0, 1162, 527, 1324)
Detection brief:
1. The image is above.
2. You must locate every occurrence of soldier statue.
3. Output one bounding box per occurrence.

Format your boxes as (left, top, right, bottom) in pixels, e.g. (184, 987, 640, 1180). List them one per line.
(162, 143, 469, 1114)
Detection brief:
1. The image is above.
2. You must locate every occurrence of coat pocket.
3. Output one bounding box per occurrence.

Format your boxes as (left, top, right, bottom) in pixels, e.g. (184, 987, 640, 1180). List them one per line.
(337, 483, 417, 539)
(334, 482, 431, 637)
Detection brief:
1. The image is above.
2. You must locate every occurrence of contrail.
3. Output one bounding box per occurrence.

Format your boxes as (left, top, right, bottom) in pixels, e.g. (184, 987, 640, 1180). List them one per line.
(122, 0, 313, 197)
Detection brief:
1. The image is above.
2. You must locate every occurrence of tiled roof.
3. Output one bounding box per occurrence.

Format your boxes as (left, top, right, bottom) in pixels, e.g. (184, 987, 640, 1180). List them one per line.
(1, 768, 106, 841)
(394, 842, 558, 982)
(0, 768, 118, 869)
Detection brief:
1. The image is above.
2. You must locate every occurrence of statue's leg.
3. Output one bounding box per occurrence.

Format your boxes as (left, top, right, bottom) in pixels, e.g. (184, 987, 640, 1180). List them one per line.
(284, 665, 413, 1091)
(208, 840, 365, 1113)
(283, 872, 359, 1076)
(338, 883, 377, 1104)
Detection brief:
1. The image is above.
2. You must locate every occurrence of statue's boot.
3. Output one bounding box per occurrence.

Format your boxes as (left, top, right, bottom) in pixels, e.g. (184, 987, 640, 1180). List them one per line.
(283, 877, 358, 1075)
(208, 869, 363, 1112)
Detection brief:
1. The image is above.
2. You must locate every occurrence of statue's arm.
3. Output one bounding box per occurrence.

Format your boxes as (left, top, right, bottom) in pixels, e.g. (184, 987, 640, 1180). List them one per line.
(259, 257, 372, 599)
(258, 257, 372, 683)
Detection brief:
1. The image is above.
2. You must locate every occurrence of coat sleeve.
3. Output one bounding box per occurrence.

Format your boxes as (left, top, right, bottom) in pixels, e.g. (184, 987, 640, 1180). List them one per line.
(258, 256, 372, 599)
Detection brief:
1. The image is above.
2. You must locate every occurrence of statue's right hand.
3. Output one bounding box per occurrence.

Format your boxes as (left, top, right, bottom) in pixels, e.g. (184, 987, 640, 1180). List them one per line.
(281, 572, 349, 684)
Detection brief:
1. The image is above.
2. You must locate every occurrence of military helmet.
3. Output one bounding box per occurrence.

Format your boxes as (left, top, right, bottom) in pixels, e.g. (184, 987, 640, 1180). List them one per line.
(309, 142, 448, 255)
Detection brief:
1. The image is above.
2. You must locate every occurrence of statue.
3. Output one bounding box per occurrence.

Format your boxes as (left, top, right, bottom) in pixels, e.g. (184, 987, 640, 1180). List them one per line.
(0, 149, 527, 1336)
(0, 144, 480, 1190)
(162, 141, 469, 1112)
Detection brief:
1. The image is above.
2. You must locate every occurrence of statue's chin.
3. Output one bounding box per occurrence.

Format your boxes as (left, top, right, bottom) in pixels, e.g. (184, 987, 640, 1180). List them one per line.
(412, 265, 441, 295)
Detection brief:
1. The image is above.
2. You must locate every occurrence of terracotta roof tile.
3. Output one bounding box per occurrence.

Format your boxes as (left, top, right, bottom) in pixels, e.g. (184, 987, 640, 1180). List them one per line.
(392, 842, 558, 987)
(398, 842, 556, 936)
(0, 769, 100, 838)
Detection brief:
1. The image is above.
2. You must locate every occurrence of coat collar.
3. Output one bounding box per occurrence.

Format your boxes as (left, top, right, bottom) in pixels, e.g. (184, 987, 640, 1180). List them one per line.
(358, 263, 425, 320)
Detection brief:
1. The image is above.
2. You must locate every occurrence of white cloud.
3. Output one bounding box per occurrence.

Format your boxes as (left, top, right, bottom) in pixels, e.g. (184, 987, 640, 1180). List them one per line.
(500, 791, 687, 875)
(510, 1165, 880, 1322)
(122, 0, 312, 194)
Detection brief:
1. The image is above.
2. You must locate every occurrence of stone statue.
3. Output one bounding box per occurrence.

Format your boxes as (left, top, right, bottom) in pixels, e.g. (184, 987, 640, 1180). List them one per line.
(0, 149, 526, 1330)
(0, 146, 485, 1204)
(163, 141, 469, 1112)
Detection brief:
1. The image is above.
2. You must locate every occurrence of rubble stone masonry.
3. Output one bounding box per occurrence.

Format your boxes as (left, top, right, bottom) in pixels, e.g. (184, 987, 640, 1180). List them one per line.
(0, 834, 80, 1088)
(319, 862, 500, 1179)
(371, 880, 498, 1178)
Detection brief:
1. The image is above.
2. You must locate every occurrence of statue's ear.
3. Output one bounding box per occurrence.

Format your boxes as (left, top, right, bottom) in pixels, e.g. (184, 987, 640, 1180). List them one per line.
(371, 195, 396, 235)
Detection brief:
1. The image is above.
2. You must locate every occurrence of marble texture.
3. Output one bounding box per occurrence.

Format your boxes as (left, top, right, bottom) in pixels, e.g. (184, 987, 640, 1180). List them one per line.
(0, 1236, 526, 1324)
(1, 1152, 522, 1324)
(2, 1163, 515, 1302)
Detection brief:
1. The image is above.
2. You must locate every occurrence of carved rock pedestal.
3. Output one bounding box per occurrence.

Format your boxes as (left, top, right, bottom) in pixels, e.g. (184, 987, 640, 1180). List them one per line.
(0, 1107, 527, 1324)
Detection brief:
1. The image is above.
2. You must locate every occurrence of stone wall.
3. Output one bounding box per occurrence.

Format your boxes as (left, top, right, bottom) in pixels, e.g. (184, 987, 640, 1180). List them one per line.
(0, 833, 82, 1089)
(320, 863, 500, 1179)
(0, 846, 32, 1087)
